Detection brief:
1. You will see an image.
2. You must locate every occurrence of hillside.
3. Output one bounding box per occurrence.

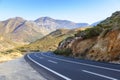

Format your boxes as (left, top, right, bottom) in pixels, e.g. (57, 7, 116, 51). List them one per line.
(0, 17, 44, 43)
(0, 36, 17, 51)
(55, 11, 120, 63)
(17, 27, 87, 52)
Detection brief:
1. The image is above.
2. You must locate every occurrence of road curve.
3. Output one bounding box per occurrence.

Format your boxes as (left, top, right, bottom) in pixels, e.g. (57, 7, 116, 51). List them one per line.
(25, 52, 120, 80)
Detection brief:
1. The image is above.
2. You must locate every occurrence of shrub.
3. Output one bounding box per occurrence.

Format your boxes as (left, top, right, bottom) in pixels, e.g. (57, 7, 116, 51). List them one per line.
(75, 27, 103, 39)
(29, 50, 40, 52)
(54, 48, 72, 56)
(65, 36, 74, 40)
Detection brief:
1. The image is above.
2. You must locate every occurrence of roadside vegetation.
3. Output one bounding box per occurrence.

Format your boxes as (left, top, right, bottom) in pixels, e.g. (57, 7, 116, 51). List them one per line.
(54, 48, 72, 56)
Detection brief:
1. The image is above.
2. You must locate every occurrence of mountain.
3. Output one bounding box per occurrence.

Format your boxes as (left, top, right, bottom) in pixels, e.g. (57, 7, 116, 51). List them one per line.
(10, 21, 44, 43)
(55, 11, 120, 63)
(35, 17, 89, 29)
(99, 11, 120, 28)
(0, 17, 45, 43)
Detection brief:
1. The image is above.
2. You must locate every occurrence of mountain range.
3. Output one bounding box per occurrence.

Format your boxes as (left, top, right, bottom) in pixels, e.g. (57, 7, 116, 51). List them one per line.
(0, 17, 90, 43)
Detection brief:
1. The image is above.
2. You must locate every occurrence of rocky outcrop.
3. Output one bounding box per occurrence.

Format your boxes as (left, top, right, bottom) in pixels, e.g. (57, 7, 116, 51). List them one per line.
(58, 36, 97, 57)
(71, 37, 96, 56)
(58, 28, 120, 62)
(88, 29, 120, 62)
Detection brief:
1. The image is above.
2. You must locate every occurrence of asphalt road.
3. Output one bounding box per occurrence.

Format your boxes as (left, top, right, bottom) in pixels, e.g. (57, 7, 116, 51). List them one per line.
(25, 52, 120, 80)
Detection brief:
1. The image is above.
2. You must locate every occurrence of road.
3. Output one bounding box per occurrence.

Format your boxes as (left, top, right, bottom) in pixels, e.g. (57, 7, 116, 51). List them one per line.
(25, 52, 120, 80)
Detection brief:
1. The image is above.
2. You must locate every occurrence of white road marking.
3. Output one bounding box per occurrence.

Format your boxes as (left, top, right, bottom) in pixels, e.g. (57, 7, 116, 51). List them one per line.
(39, 57, 44, 59)
(34, 53, 44, 59)
(27, 54, 71, 80)
(48, 60, 58, 64)
(82, 70, 118, 80)
(41, 53, 120, 72)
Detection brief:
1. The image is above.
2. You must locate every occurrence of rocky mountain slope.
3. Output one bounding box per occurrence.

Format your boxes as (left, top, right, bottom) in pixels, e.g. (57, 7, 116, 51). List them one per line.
(55, 11, 120, 63)
(35, 17, 89, 29)
(0, 17, 44, 43)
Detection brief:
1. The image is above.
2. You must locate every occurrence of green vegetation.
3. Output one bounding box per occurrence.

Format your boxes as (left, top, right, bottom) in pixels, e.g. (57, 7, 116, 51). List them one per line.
(75, 26, 103, 39)
(74, 11, 120, 40)
(99, 11, 120, 29)
(54, 48, 72, 56)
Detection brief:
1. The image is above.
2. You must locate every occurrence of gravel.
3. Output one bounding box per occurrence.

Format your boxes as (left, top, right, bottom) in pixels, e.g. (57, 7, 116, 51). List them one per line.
(0, 57, 46, 80)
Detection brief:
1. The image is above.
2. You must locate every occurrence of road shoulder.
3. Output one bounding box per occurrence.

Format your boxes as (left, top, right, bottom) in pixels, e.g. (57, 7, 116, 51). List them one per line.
(0, 57, 46, 80)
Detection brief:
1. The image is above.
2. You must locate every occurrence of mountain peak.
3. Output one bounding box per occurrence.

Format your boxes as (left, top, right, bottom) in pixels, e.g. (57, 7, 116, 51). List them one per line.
(14, 17, 23, 19)
(41, 16, 53, 19)
(5, 17, 25, 22)
(112, 11, 120, 17)
(99, 11, 120, 28)
(35, 17, 54, 22)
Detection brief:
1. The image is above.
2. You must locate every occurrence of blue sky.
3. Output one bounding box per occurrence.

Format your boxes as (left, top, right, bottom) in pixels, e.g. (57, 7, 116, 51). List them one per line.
(0, 0, 120, 24)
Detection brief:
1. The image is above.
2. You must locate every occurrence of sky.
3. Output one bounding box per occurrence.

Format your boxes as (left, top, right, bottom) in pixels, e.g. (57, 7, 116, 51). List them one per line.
(0, 0, 120, 24)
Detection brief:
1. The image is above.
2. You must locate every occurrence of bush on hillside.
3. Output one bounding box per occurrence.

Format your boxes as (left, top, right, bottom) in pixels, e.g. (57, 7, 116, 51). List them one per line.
(75, 27, 103, 39)
(54, 48, 72, 56)
(17, 47, 27, 52)
(58, 36, 74, 47)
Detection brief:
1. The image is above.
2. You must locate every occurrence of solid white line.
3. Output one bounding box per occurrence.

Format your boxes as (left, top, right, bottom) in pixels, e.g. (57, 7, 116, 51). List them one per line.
(48, 60, 58, 64)
(41, 53, 120, 72)
(82, 70, 118, 80)
(27, 54, 71, 80)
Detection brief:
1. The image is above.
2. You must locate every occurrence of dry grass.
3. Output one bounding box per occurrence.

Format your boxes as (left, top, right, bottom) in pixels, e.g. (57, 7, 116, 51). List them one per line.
(18, 29, 78, 52)
(0, 52, 23, 63)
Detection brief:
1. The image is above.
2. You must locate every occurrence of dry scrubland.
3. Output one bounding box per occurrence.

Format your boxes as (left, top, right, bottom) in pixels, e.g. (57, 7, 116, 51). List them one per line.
(0, 51, 23, 63)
